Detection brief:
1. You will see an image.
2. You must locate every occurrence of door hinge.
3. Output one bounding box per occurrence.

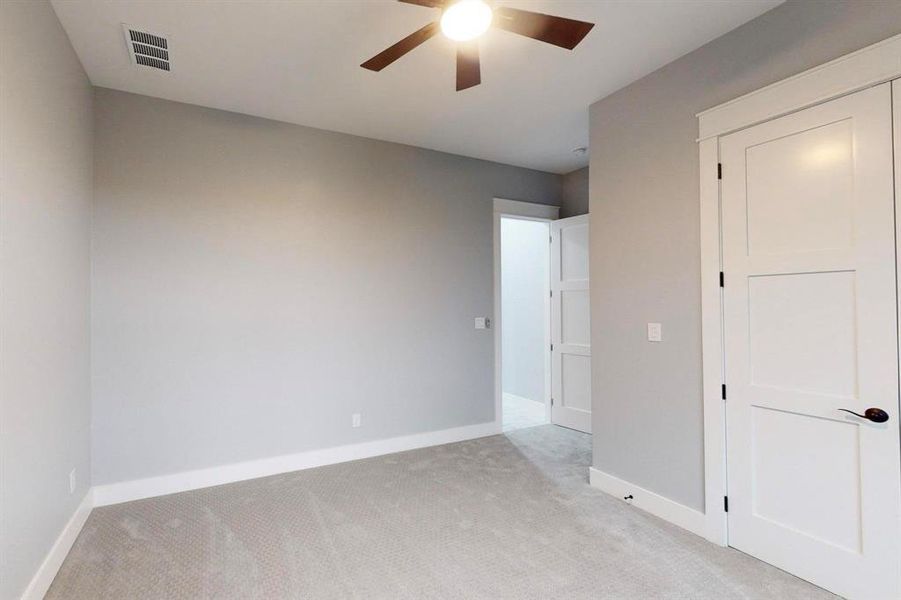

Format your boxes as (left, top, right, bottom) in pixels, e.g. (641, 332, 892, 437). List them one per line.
(719, 271, 724, 287)
(717, 163, 723, 180)
(549, 235, 553, 244)
(549, 290, 553, 298)
(724, 496, 729, 512)
(550, 343, 554, 352)
(721, 384, 727, 400)
(550, 397, 554, 406)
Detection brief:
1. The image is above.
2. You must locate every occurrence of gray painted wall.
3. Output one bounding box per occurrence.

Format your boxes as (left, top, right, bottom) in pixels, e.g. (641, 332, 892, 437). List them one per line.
(561, 167, 589, 218)
(0, 1, 93, 597)
(92, 89, 560, 486)
(589, 0, 901, 511)
(500, 218, 549, 404)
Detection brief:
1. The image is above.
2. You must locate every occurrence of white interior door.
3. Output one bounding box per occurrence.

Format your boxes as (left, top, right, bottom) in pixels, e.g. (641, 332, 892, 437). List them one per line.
(720, 83, 900, 599)
(550, 215, 591, 433)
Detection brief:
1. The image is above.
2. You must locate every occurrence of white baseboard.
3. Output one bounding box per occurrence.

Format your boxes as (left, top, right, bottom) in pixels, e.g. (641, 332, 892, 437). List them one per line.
(588, 467, 707, 538)
(94, 421, 501, 507)
(21, 489, 94, 600)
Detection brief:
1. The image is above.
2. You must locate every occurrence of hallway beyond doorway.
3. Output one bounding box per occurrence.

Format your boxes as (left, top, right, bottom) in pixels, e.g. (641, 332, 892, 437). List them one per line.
(502, 393, 546, 432)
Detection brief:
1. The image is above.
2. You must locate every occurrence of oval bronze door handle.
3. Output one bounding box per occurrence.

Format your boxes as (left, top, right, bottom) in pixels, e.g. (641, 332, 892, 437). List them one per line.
(838, 408, 889, 423)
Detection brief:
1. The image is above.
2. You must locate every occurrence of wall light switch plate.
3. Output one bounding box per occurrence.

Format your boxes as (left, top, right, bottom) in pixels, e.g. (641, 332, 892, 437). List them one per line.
(647, 322, 662, 342)
(352, 413, 361, 428)
(69, 468, 77, 494)
(474, 317, 490, 330)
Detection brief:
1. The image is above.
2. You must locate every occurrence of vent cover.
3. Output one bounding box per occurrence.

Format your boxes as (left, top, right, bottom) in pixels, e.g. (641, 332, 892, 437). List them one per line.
(123, 26, 170, 72)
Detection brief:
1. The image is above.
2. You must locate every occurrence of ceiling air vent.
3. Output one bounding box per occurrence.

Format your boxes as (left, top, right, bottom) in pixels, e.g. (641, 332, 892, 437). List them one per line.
(123, 25, 170, 72)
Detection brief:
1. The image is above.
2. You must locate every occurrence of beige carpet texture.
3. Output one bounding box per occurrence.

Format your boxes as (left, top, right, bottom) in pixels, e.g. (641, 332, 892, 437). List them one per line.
(47, 425, 833, 599)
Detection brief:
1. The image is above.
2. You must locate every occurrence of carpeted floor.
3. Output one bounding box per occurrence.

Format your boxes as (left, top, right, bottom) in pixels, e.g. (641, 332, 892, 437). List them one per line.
(47, 425, 834, 599)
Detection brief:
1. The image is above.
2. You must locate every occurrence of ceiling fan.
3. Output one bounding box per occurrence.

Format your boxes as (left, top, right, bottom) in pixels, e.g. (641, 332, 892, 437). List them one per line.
(361, 0, 595, 91)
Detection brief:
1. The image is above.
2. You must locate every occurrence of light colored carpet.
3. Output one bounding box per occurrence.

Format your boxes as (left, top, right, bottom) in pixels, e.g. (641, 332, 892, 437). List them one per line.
(503, 393, 546, 432)
(47, 426, 833, 599)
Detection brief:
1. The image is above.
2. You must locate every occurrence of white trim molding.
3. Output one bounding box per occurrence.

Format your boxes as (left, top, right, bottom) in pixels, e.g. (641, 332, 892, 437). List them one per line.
(21, 490, 94, 600)
(493, 197, 559, 220)
(93, 420, 499, 507)
(698, 136, 728, 547)
(492, 198, 559, 431)
(895, 80, 901, 412)
(589, 467, 707, 538)
(697, 34, 901, 551)
(697, 33, 901, 140)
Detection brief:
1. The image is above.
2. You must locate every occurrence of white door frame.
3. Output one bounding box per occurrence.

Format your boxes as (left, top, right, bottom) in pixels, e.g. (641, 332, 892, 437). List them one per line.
(493, 198, 559, 431)
(697, 33, 901, 546)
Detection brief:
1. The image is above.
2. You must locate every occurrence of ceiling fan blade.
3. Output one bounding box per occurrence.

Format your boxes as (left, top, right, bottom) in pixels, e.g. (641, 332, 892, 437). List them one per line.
(493, 7, 594, 50)
(456, 42, 481, 91)
(397, 0, 445, 7)
(361, 22, 440, 71)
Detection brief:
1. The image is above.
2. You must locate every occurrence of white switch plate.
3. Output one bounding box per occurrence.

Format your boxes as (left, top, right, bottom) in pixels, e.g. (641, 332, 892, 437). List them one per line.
(69, 468, 77, 494)
(352, 413, 361, 428)
(647, 322, 662, 342)
(474, 317, 490, 330)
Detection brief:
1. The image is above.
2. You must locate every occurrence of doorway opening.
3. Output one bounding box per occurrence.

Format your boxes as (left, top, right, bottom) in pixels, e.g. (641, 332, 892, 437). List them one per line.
(499, 216, 551, 432)
(493, 198, 591, 435)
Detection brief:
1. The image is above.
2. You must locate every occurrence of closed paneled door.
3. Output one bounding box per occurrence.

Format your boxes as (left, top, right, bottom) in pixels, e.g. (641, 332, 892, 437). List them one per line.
(720, 83, 900, 599)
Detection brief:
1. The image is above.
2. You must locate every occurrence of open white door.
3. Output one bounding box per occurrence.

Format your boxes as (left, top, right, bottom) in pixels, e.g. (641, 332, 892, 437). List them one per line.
(720, 83, 900, 599)
(550, 215, 590, 433)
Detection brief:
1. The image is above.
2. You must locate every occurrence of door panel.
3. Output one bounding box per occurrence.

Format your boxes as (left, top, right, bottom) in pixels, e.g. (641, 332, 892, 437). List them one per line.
(748, 271, 857, 396)
(551, 215, 591, 433)
(745, 119, 854, 255)
(560, 221, 589, 281)
(751, 406, 862, 552)
(721, 83, 900, 599)
(560, 289, 590, 345)
(561, 354, 591, 411)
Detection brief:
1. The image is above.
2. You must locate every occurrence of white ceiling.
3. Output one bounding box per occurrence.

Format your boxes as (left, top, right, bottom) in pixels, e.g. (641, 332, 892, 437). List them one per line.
(52, 0, 780, 173)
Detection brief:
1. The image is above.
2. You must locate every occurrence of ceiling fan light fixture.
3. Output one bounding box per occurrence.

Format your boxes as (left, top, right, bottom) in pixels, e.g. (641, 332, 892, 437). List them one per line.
(440, 0, 493, 42)
(362, 1, 595, 91)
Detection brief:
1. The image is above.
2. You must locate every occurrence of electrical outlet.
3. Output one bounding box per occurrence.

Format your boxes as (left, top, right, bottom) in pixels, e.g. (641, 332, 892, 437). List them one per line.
(69, 468, 77, 494)
(352, 413, 361, 428)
